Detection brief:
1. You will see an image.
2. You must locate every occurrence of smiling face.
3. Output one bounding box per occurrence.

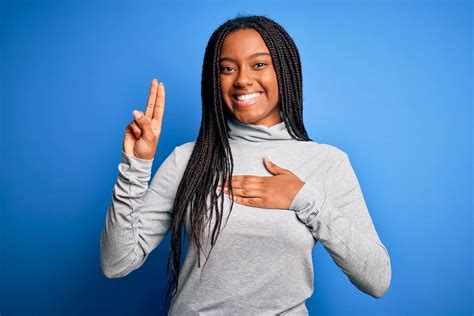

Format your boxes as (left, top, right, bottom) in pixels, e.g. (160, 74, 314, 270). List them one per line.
(219, 28, 280, 127)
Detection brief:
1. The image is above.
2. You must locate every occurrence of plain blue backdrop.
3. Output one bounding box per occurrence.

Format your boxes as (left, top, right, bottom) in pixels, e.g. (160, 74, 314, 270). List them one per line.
(1, 0, 472, 315)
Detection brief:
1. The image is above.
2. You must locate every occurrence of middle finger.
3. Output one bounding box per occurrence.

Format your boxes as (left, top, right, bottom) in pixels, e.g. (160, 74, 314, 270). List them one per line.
(145, 79, 159, 119)
(153, 82, 165, 124)
(224, 180, 263, 190)
(225, 187, 264, 198)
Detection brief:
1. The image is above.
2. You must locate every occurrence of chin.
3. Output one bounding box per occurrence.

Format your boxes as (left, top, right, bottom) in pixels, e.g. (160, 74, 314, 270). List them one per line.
(232, 113, 256, 124)
(236, 116, 261, 125)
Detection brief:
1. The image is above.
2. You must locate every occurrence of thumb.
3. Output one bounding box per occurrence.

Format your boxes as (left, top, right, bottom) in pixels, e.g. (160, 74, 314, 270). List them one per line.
(133, 110, 153, 142)
(263, 156, 286, 175)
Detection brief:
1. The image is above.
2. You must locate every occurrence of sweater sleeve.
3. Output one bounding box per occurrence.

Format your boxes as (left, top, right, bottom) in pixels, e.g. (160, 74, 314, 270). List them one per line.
(100, 148, 180, 279)
(289, 153, 392, 298)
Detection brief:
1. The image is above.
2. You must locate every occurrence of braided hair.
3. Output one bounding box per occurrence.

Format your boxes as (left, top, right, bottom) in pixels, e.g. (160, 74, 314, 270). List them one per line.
(163, 14, 312, 308)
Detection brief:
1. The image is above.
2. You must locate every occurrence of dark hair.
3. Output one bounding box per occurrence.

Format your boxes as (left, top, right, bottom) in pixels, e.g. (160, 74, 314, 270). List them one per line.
(162, 14, 312, 308)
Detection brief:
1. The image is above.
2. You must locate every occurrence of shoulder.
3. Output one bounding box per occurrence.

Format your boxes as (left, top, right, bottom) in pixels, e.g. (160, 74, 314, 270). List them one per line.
(153, 141, 196, 180)
(175, 140, 196, 155)
(173, 140, 197, 166)
(319, 143, 348, 162)
(298, 140, 348, 163)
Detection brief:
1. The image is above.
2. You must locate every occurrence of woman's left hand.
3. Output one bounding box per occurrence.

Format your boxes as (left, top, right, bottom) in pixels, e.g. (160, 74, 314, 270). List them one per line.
(222, 157, 305, 210)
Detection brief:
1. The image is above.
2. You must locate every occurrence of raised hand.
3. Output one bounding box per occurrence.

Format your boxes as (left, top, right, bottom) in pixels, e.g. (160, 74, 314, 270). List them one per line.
(123, 79, 165, 160)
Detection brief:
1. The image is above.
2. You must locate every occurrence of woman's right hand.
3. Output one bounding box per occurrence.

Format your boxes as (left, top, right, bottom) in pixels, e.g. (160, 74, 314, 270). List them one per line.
(123, 79, 165, 160)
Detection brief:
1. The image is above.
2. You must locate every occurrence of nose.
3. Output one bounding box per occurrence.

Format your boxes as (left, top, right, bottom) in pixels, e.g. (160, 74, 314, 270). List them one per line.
(233, 68, 253, 88)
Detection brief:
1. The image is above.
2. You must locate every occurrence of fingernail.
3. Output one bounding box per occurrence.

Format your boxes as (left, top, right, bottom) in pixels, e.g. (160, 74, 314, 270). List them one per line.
(159, 82, 164, 86)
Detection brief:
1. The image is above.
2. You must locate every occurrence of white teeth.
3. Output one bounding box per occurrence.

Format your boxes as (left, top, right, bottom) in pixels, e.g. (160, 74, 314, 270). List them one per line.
(235, 92, 261, 101)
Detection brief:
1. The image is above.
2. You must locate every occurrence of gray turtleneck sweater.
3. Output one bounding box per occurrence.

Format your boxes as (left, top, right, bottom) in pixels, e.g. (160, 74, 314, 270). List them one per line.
(100, 115, 391, 315)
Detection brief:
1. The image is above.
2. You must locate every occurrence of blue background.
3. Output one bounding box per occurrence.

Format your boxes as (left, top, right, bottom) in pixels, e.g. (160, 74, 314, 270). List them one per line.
(1, 0, 472, 315)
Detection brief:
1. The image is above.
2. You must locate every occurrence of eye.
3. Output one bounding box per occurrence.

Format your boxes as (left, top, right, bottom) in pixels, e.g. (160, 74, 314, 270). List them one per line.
(220, 66, 234, 73)
(254, 62, 267, 69)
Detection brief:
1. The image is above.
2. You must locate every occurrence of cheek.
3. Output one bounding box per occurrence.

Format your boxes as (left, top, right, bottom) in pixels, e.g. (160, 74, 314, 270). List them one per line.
(263, 74, 279, 102)
(271, 79, 279, 99)
(219, 79, 233, 107)
(219, 78, 231, 97)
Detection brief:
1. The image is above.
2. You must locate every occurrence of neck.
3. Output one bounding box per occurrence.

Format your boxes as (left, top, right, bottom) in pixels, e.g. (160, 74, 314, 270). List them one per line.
(226, 115, 293, 142)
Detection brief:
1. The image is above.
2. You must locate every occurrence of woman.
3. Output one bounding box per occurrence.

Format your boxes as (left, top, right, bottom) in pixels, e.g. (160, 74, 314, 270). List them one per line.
(100, 15, 391, 315)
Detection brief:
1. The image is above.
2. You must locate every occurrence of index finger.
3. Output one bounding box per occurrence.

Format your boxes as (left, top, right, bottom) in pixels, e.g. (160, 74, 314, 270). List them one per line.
(145, 79, 159, 119)
(153, 82, 165, 122)
(225, 175, 266, 185)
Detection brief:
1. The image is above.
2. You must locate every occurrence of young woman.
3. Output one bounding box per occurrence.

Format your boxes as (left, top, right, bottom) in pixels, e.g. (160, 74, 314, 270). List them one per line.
(100, 15, 391, 315)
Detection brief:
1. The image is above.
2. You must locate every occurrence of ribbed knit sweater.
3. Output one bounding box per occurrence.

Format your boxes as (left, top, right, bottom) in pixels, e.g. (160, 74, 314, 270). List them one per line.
(100, 115, 391, 315)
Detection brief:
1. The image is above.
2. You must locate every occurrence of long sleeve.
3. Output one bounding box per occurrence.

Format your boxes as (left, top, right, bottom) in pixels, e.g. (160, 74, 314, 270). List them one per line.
(100, 147, 181, 279)
(289, 153, 392, 298)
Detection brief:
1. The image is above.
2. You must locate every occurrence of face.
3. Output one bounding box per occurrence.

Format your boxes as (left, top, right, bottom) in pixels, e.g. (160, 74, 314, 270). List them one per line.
(219, 28, 280, 127)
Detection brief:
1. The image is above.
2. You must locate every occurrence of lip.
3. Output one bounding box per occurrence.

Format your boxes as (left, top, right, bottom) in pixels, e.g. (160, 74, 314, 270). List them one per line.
(231, 92, 263, 108)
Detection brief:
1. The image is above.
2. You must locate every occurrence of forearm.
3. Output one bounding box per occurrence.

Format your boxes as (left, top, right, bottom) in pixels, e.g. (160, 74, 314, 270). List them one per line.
(290, 155, 391, 298)
(294, 182, 391, 298)
(100, 152, 154, 278)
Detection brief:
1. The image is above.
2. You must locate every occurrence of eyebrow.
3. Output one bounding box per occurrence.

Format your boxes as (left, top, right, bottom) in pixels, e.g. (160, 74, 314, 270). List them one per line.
(219, 52, 271, 63)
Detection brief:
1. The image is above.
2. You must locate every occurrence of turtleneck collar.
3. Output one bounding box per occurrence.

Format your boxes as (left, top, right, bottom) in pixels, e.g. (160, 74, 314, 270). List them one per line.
(226, 114, 293, 142)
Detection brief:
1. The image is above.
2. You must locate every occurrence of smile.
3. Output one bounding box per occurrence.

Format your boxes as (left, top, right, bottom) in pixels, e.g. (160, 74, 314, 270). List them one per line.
(232, 92, 263, 108)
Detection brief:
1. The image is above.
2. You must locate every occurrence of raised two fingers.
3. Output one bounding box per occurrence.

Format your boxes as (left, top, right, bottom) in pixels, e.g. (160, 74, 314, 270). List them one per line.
(133, 79, 165, 139)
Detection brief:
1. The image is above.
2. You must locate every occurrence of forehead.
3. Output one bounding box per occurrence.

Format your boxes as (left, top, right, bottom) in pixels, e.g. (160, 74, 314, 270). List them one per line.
(219, 29, 270, 58)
